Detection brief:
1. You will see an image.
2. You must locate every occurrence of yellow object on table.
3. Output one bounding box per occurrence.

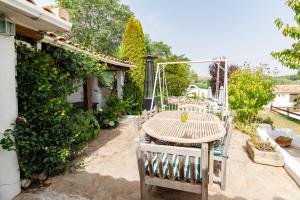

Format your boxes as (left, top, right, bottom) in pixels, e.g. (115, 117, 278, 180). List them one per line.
(181, 111, 188, 122)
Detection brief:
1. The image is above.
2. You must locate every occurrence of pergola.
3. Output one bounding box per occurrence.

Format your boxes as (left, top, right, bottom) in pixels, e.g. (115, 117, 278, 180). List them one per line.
(150, 58, 229, 112)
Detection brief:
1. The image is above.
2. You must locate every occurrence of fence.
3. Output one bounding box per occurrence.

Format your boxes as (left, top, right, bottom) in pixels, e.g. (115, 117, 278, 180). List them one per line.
(270, 104, 300, 120)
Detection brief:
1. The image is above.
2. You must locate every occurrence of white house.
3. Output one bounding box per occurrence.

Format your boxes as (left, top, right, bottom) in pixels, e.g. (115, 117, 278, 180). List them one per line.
(186, 84, 208, 98)
(269, 85, 300, 108)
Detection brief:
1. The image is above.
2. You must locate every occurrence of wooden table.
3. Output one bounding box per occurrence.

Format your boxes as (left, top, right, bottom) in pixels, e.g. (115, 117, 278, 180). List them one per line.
(141, 111, 226, 194)
(142, 111, 226, 144)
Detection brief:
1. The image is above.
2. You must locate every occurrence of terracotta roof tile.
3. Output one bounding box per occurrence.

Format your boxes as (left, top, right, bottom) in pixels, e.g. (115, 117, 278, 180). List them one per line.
(44, 33, 135, 67)
(273, 85, 300, 94)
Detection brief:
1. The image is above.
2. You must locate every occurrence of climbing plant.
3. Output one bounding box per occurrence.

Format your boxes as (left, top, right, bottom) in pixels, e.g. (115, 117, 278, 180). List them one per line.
(0, 44, 103, 178)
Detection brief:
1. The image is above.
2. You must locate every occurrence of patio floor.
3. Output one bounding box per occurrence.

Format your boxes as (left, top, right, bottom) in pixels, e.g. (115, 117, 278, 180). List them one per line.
(15, 118, 300, 200)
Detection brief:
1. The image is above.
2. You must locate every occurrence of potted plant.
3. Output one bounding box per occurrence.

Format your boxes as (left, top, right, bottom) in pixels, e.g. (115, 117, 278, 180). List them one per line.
(275, 136, 293, 147)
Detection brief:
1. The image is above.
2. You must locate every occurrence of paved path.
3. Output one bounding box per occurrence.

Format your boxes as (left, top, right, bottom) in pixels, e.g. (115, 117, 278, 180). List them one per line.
(15, 119, 300, 200)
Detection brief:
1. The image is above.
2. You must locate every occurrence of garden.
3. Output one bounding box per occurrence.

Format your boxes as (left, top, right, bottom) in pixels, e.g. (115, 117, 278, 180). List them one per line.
(1, 0, 300, 199)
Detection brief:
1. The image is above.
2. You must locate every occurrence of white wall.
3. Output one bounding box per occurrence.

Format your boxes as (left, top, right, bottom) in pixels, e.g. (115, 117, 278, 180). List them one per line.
(67, 78, 107, 109)
(0, 35, 21, 200)
(268, 93, 294, 107)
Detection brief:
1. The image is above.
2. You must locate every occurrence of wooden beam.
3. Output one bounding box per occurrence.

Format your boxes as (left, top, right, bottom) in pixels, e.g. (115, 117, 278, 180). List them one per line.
(83, 77, 94, 111)
(107, 64, 129, 71)
(16, 24, 44, 41)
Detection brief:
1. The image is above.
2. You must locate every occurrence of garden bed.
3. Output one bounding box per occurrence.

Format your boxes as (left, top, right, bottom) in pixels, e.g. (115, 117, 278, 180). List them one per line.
(246, 140, 284, 166)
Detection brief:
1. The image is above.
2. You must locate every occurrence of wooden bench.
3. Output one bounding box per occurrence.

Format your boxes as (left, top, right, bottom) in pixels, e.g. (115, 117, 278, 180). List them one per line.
(136, 143, 209, 200)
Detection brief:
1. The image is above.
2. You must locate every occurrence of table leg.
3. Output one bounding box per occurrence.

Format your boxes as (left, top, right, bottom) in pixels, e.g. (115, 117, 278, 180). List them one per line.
(201, 142, 208, 200)
(209, 141, 214, 185)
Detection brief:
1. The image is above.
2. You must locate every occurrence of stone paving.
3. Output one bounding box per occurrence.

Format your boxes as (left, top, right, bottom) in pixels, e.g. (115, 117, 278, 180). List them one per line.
(15, 119, 300, 200)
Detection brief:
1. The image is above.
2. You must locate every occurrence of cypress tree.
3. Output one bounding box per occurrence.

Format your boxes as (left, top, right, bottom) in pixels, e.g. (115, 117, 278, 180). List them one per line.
(122, 17, 146, 112)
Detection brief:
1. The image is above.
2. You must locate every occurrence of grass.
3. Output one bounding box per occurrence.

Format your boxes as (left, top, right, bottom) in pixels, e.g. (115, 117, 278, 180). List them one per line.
(259, 110, 300, 134)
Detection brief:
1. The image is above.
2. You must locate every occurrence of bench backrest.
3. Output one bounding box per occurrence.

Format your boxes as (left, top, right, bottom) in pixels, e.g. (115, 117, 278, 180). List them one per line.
(138, 142, 208, 186)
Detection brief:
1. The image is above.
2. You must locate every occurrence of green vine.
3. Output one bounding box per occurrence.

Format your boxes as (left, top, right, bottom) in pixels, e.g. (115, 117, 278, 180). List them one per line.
(0, 44, 104, 178)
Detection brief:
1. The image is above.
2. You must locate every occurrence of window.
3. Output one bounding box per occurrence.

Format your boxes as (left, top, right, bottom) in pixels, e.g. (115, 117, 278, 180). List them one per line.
(289, 94, 298, 102)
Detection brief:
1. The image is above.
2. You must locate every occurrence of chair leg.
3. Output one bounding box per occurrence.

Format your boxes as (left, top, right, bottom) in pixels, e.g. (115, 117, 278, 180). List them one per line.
(136, 146, 149, 200)
(220, 158, 227, 190)
(201, 143, 209, 200)
(209, 142, 214, 185)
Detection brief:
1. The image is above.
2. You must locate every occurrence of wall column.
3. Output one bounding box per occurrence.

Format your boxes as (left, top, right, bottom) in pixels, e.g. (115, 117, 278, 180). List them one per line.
(116, 70, 125, 99)
(0, 35, 21, 200)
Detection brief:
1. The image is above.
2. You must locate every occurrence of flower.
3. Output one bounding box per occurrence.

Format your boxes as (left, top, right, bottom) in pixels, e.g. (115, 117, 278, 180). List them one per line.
(16, 116, 27, 123)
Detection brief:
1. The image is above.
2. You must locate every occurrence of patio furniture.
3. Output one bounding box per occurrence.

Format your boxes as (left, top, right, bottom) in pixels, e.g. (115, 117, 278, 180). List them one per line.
(136, 111, 226, 200)
(213, 116, 233, 190)
(178, 103, 207, 113)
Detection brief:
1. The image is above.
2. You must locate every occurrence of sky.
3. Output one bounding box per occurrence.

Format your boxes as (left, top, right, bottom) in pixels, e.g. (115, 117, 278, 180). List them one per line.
(38, 0, 297, 76)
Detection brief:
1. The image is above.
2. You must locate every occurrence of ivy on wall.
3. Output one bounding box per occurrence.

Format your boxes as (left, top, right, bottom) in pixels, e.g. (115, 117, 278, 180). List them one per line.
(0, 44, 103, 178)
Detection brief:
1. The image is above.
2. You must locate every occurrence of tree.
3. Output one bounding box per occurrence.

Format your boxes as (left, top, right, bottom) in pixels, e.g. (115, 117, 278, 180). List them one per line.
(144, 35, 172, 58)
(163, 55, 191, 96)
(209, 62, 238, 95)
(122, 17, 146, 111)
(57, 0, 133, 55)
(229, 69, 274, 123)
(272, 0, 300, 71)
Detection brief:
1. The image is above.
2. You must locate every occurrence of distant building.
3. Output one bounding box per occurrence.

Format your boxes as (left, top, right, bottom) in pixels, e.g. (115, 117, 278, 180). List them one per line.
(270, 85, 300, 107)
(186, 84, 208, 98)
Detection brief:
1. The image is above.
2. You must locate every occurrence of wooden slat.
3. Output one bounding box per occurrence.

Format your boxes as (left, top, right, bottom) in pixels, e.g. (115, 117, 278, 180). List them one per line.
(157, 153, 163, 178)
(190, 157, 196, 184)
(147, 152, 154, 177)
(145, 177, 201, 194)
(167, 154, 174, 180)
(179, 155, 184, 181)
(140, 143, 202, 157)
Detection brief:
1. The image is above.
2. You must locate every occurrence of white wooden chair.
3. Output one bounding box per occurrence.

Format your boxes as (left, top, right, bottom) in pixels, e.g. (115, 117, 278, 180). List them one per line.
(134, 116, 209, 200)
(211, 116, 233, 190)
(178, 103, 207, 113)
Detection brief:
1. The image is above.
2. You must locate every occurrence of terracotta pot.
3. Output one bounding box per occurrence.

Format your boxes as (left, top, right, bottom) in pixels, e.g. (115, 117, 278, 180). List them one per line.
(275, 137, 293, 147)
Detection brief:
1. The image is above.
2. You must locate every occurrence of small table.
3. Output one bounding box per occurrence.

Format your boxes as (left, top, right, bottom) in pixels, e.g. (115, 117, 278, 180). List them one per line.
(142, 111, 226, 144)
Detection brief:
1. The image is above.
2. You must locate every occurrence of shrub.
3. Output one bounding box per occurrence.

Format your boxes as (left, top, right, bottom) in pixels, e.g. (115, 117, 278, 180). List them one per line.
(229, 69, 274, 123)
(234, 120, 258, 135)
(95, 107, 119, 129)
(261, 117, 274, 129)
(68, 111, 100, 157)
(105, 95, 132, 115)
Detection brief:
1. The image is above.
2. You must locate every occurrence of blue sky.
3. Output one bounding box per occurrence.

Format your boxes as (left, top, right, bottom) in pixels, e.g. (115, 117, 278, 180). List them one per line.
(38, 0, 297, 76)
